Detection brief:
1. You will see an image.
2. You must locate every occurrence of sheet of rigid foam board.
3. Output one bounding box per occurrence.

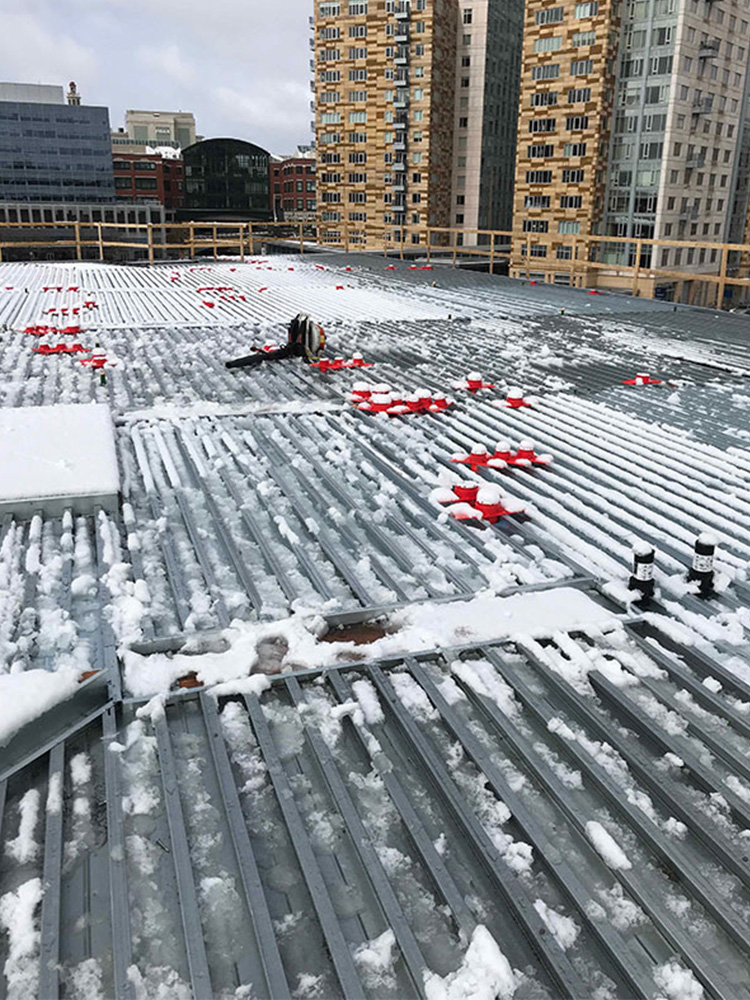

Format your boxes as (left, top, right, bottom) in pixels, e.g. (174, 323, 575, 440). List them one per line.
(0, 403, 119, 517)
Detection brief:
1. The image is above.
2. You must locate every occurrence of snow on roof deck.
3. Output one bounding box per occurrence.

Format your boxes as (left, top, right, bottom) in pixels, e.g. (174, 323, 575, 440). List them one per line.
(0, 254, 749, 997)
(0, 403, 119, 516)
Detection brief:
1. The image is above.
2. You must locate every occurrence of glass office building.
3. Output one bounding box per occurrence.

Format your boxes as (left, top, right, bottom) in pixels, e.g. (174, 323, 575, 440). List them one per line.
(181, 138, 271, 220)
(0, 98, 115, 203)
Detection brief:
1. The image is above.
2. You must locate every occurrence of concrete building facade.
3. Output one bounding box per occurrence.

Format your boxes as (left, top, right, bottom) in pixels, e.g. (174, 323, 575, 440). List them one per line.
(314, 0, 457, 248)
(112, 110, 199, 152)
(450, 0, 524, 239)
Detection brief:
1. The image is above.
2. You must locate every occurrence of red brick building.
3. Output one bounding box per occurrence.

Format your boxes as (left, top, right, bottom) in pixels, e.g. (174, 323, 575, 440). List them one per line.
(112, 153, 185, 213)
(270, 155, 316, 221)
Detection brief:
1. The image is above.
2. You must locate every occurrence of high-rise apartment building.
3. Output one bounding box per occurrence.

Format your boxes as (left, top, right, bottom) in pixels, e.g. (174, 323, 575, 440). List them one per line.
(314, 0, 457, 248)
(511, 0, 619, 268)
(513, 0, 750, 299)
(451, 1, 524, 237)
(314, 0, 524, 248)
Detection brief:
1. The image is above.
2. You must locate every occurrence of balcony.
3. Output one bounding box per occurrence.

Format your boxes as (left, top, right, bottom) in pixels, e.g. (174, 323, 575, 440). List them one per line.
(393, 161, 406, 172)
(698, 41, 719, 59)
(394, 95, 409, 109)
(686, 155, 705, 169)
(393, 139, 407, 151)
(392, 179, 405, 192)
(395, 26, 410, 43)
(309, 100, 316, 111)
(395, 47, 410, 65)
(394, 118, 407, 130)
(309, 37, 315, 49)
(692, 98, 712, 113)
(395, 2, 411, 20)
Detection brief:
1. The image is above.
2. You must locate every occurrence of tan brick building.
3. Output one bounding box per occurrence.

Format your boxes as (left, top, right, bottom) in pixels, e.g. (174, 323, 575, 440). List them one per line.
(314, 0, 457, 248)
(511, 0, 619, 273)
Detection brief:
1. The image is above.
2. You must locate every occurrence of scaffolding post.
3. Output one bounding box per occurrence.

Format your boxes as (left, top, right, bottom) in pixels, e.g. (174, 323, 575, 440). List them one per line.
(489, 232, 495, 274)
(212, 225, 218, 261)
(97, 222, 104, 261)
(631, 239, 643, 296)
(400, 228, 405, 260)
(300, 223, 305, 255)
(248, 221, 254, 256)
(452, 231, 458, 268)
(717, 244, 729, 309)
(147, 224, 154, 266)
(74, 220, 82, 260)
(189, 224, 195, 258)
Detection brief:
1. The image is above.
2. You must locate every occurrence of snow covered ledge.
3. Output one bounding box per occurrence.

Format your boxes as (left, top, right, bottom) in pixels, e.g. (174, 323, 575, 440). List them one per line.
(0, 404, 119, 518)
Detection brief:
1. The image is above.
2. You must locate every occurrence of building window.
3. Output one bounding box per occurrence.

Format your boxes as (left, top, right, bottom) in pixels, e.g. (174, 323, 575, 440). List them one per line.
(412, 152, 423, 163)
(531, 92, 558, 107)
(348, 172, 367, 182)
(349, 69, 367, 81)
(319, 26, 340, 39)
(349, 46, 367, 59)
(532, 64, 560, 80)
(529, 118, 556, 133)
(320, 112, 341, 123)
(563, 142, 586, 156)
(560, 195, 582, 207)
(320, 49, 341, 62)
(320, 70, 341, 82)
(528, 143, 555, 157)
(572, 31, 596, 45)
(319, 2, 340, 15)
(349, 24, 367, 37)
(348, 111, 367, 123)
(349, 90, 367, 101)
(525, 195, 551, 208)
(570, 59, 594, 75)
(556, 245, 573, 259)
(523, 220, 549, 232)
(536, 6, 564, 23)
(567, 87, 591, 102)
(575, 1, 598, 16)
(566, 115, 589, 129)
(319, 91, 340, 103)
(463, 8, 473, 23)
(530, 245, 548, 257)
(534, 36, 563, 52)
(558, 221, 581, 234)
(526, 169, 553, 182)
(348, 1, 368, 12)
(414, 44, 425, 55)
(459, 117, 469, 127)
(456, 214, 465, 224)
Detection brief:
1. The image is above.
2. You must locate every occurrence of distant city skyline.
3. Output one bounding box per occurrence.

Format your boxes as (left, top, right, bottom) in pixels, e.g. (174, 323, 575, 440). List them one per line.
(0, 0, 312, 154)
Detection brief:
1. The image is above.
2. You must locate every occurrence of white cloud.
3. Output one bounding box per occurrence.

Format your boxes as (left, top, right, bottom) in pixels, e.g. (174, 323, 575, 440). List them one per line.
(213, 81, 310, 146)
(0, 11, 99, 87)
(136, 43, 195, 86)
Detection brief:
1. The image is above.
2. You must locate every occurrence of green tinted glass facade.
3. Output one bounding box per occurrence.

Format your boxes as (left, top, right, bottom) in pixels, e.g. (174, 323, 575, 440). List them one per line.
(182, 138, 271, 220)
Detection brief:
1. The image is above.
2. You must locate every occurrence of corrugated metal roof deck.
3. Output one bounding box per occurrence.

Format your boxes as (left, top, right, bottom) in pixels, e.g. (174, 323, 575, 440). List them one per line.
(0, 255, 749, 998)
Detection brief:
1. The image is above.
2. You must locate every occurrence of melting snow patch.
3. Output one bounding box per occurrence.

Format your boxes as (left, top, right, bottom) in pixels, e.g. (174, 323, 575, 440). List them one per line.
(533, 899, 580, 950)
(0, 877, 43, 1000)
(353, 928, 397, 990)
(585, 821, 632, 870)
(424, 925, 516, 1000)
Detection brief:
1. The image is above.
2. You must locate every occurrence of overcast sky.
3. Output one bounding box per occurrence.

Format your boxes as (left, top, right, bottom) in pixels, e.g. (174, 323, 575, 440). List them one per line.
(0, 0, 313, 154)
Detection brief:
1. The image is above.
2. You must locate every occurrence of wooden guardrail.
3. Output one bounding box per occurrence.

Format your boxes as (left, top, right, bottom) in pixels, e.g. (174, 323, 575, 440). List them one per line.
(1, 219, 749, 310)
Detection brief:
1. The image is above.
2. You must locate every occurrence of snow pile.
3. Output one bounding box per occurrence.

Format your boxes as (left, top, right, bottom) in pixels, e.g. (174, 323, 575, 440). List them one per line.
(424, 925, 516, 1000)
(653, 960, 704, 1000)
(5, 789, 40, 864)
(0, 877, 43, 1000)
(0, 404, 119, 512)
(0, 668, 81, 746)
(123, 589, 616, 697)
(585, 821, 632, 870)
